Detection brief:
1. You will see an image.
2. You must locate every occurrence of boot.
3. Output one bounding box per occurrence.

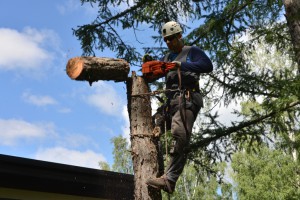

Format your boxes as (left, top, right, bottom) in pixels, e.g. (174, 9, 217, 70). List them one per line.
(146, 175, 175, 194)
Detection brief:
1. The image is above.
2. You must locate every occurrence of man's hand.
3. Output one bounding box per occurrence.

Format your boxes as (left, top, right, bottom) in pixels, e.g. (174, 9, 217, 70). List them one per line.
(171, 61, 181, 68)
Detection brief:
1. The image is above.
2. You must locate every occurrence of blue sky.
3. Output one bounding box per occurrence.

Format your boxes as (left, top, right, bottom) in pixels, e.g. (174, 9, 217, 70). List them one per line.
(0, 0, 136, 169)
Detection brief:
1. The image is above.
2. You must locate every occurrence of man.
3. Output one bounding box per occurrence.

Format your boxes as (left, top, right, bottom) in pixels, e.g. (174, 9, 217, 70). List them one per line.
(145, 21, 213, 194)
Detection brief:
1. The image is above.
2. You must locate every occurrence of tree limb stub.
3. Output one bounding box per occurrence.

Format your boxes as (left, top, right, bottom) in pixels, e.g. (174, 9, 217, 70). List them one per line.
(66, 56, 130, 85)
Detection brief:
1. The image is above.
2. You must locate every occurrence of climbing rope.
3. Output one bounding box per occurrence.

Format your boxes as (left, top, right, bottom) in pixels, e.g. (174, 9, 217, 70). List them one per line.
(131, 88, 179, 97)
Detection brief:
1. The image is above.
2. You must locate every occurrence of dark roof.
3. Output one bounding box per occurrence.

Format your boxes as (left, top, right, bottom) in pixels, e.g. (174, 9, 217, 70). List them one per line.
(0, 154, 134, 200)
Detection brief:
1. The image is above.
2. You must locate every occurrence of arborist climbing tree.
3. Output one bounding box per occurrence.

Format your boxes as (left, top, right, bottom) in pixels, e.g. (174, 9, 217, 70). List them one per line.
(142, 21, 213, 194)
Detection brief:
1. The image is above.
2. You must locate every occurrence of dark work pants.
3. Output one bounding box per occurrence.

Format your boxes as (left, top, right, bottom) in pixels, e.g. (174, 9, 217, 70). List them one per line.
(165, 108, 196, 183)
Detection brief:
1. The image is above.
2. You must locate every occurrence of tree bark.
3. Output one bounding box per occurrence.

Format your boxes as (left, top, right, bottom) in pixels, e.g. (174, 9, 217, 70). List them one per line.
(284, 0, 300, 73)
(66, 56, 130, 85)
(127, 72, 161, 200)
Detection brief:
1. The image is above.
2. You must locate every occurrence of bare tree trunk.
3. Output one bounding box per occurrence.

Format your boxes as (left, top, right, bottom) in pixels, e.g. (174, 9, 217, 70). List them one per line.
(66, 56, 130, 85)
(284, 0, 300, 73)
(127, 72, 161, 200)
(66, 57, 161, 199)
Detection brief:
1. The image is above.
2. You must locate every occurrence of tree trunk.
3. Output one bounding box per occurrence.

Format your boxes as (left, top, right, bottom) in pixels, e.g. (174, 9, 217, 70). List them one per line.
(127, 72, 161, 200)
(66, 56, 161, 199)
(284, 0, 300, 73)
(66, 56, 130, 85)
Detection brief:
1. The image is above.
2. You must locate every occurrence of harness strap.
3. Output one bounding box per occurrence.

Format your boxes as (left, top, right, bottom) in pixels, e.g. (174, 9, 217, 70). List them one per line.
(177, 67, 189, 136)
(179, 92, 189, 136)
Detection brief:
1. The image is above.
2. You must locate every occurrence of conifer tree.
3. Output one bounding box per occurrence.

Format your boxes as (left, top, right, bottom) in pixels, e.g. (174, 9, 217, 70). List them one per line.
(73, 0, 300, 198)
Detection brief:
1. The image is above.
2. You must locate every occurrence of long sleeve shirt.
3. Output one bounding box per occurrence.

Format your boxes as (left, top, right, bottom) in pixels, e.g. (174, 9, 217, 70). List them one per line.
(161, 46, 213, 74)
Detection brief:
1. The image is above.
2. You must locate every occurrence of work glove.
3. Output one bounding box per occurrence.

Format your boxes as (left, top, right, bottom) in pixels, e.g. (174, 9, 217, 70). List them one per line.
(171, 61, 181, 69)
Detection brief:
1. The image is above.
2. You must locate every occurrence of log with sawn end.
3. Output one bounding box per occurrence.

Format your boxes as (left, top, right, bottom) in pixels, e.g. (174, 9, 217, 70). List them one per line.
(66, 56, 130, 85)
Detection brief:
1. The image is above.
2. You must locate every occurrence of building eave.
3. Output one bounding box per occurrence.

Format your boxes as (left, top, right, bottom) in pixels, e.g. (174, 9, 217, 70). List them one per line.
(0, 154, 134, 200)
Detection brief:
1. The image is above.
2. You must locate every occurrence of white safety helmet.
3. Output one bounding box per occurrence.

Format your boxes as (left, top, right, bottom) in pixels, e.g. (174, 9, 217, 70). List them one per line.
(161, 21, 182, 37)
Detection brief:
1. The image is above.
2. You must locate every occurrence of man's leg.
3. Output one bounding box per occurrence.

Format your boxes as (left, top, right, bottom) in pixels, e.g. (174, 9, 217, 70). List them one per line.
(165, 109, 195, 183)
(146, 108, 195, 193)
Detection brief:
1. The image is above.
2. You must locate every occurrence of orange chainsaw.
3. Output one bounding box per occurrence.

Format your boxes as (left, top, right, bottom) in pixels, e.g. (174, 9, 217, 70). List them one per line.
(142, 60, 176, 82)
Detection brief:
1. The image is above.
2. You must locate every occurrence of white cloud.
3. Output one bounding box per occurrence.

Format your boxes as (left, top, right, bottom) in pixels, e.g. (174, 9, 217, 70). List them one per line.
(22, 92, 57, 106)
(57, 0, 98, 16)
(58, 107, 72, 113)
(121, 105, 130, 143)
(212, 101, 242, 126)
(0, 119, 54, 146)
(85, 82, 124, 116)
(151, 97, 160, 113)
(0, 27, 57, 71)
(56, 0, 80, 15)
(35, 147, 106, 169)
(57, 133, 95, 148)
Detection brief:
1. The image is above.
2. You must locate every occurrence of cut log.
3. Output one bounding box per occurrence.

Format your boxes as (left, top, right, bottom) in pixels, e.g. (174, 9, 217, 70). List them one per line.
(66, 56, 130, 84)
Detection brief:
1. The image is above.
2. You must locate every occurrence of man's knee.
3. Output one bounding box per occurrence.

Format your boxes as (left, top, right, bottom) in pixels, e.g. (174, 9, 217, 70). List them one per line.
(171, 110, 194, 136)
(169, 139, 178, 155)
(169, 137, 187, 155)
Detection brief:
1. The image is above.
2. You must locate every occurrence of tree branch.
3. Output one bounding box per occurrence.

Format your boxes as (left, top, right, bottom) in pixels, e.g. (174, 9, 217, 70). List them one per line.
(209, 73, 280, 98)
(191, 100, 300, 149)
(83, 0, 152, 29)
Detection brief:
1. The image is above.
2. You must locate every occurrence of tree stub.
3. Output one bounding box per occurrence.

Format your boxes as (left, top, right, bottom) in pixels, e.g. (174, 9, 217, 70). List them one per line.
(66, 56, 130, 84)
(127, 72, 161, 199)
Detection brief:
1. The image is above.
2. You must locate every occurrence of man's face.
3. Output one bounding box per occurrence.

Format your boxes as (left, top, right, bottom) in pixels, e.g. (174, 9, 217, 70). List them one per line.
(164, 34, 181, 53)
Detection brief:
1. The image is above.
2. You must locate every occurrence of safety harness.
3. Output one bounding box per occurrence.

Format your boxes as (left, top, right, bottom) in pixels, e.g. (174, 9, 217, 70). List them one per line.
(141, 46, 197, 138)
(164, 46, 196, 137)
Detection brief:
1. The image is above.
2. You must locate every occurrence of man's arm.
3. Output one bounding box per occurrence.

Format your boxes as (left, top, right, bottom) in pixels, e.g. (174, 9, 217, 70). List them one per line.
(180, 46, 213, 73)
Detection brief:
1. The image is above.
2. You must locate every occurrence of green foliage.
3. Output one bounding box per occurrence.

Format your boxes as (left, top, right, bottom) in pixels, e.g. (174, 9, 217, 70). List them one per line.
(97, 135, 133, 173)
(162, 161, 233, 200)
(111, 135, 133, 174)
(231, 146, 300, 200)
(99, 161, 110, 170)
